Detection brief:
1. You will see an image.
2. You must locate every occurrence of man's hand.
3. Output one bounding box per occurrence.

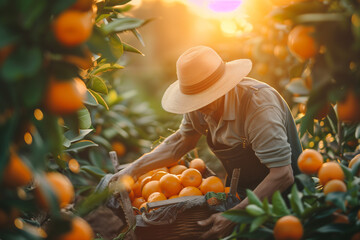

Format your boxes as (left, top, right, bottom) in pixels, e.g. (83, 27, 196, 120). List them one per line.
(197, 212, 235, 239)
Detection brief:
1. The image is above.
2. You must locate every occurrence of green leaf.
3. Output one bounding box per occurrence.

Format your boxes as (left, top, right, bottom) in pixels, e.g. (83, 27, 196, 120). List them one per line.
(51, 0, 76, 15)
(87, 26, 117, 62)
(222, 209, 254, 224)
(249, 215, 268, 233)
(89, 89, 109, 110)
(78, 108, 92, 129)
(123, 42, 145, 55)
(340, 164, 353, 182)
(246, 204, 265, 217)
(84, 90, 99, 106)
(65, 140, 98, 152)
(91, 63, 124, 75)
(289, 62, 307, 79)
(109, 34, 124, 58)
(272, 191, 290, 216)
(80, 165, 106, 179)
(131, 29, 145, 46)
(1, 46, 42, 81)
(64, 129, 93, 144)
(290, 185, 304, 216)
(246, 189, 263, 208)
(76, 188, 110, 217)
(89, 75, 108, 94)
(89, 135, 112, 150)
(295, 174, 316, 192)
(102, 18, 145, 34)
(0, 26, 19, 47)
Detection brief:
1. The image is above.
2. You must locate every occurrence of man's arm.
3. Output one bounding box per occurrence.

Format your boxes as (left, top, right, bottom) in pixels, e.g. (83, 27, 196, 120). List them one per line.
(111, 130, 201, 181)
(233, 164, 294, 209)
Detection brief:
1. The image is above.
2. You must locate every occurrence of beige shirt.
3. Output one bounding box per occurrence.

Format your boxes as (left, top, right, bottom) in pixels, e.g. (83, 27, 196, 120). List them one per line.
(179, 77, 293, 168)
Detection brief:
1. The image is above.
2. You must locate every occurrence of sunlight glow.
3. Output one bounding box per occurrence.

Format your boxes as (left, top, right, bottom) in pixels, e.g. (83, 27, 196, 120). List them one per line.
(221, 20, 237, 35)
(208, 0, 243, 13)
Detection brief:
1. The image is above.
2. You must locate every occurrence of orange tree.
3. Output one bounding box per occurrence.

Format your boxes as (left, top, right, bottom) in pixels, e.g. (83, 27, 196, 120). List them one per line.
(0, 0, 151, 239)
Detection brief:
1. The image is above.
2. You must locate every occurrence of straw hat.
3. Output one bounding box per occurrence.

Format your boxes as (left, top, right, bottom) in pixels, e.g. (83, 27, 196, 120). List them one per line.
(161, 46, 252, 114)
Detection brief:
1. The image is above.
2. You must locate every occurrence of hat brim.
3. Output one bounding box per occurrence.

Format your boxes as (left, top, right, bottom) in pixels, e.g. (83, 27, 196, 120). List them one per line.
(161, 59, 252, 114)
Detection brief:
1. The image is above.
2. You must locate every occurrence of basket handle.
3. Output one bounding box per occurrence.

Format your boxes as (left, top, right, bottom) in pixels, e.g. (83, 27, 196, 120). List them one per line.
(229, 168, 241, 196)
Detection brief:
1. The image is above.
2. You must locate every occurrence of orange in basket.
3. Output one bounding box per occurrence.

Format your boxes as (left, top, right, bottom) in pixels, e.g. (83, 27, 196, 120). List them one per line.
(180, 168, 202, 188)
(142, 180, 162, 200)
(151, 171, 168, 181)
(189, 158, 206, 174)
(199, 176, 224, 195)
(159, 174, 182, 198)
(148, 192, 167, 203)
(169, 165, 188, 175)
(132, 197, 146, 209)
(179, 186, 203, 197)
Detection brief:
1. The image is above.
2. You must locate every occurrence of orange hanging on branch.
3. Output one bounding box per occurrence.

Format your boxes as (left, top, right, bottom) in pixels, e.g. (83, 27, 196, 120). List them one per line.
(288, 25, 319, 61)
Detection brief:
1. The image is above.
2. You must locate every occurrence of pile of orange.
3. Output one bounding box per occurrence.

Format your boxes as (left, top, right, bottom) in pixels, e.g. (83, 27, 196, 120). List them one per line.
(297, 149, 346, 195)
(124, 158, 227, 213)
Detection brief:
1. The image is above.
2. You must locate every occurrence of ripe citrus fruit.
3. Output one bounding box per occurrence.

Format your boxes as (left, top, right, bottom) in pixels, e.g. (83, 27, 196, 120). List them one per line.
(45, 78, 86, 115)
(337, 90, 360, 123)
(138, 171, 155, 183)
(178, 186, 203, 197)
(132, 197, 146, 209)
(159, 174, 182, 198)
(153, 167, 169, 173)
(349, 154, 360, 176)
(118, 175, 134, 193)
(318, 162, 345, 186)
(288, 25, 318, 61)
(169, 165, 187, 175)
(273, 215, 303, 240)
(58, 217, 93, 240)
(147, 192, 167, 203)
(131, 181, 142, 198)
(111, 141, 126, 157)
(180, 168, 202, 187)
(323, 179, 347, 195)
(273, 45, 288, 60)
(36, 172, 74, 209)
(297, 149, 323, 175)
(139, 202, 148, 212)
(53, 10, 93, 47)
(3, 150, 32, 188)
(189, 158, 206, 174)
(151, 171, 168, 181)
(140, 176, 152, 191)
(169, 195, 179, 199)
(142, 180, 162, 200)
(68, 159, 80, 174)
(199, 176, 225, 195)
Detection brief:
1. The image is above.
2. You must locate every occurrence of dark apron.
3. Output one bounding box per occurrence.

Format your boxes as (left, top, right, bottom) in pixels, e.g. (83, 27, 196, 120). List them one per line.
(206, 83, 302, 200)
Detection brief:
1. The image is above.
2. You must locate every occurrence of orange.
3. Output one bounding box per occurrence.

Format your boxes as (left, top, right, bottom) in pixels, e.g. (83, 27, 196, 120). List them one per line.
(0, 208, 20, 228)
(139, 202, 148, 212)
(131, 181, 142, 198)
(337, 90, 360, 123)
(36, 172, 74, 209)
(112, 141, 126, 157)
(297, 149, 323, 175)
(199, 176, 225, 195)
(53, 10, 93, 47)
(142, 180, 162, 200)
(349, 154, 360, 176)
(140, 176, 152, 191)
(132, 197, 146, 209)
(159, 174, 182, 198)
(224, 187, 241, 200)
(169, 165, 187, 175)
(45, 78, 86, 115)
(178, 186, 203, 197)
(68, 159, 80, 174)
(169, 195, 179, 199)
(138, 170, 155, 183)
(180, 168, 202, 187)
(288, 25, 318, 61)
(255, 62, 269, 76)
(332, 212, 349, 224)
(150, 171, 168, 181)
(128, 190, 135, 202)
(71, 0, 93, 11)
(189, 158, 206, 174)
(118, 175, 134, 193)
(3, 150, 32, 188)
(318, 162, 345, 186)
(147, 192, 167, 203)
(273, 215, 303, 240)
(58, 217, 93, 240)
(323, 179, 347, 195)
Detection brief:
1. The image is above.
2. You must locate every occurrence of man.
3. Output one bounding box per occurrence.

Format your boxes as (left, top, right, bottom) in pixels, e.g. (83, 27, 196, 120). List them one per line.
(111, 45, 302, 239)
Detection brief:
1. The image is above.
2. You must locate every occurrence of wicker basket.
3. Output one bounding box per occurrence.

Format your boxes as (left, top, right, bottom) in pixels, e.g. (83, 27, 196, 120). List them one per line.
(135, 203, 217, 240)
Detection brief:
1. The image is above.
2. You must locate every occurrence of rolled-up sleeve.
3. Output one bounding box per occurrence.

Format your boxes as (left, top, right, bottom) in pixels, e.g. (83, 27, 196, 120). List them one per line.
(247, 106, 291, 168)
